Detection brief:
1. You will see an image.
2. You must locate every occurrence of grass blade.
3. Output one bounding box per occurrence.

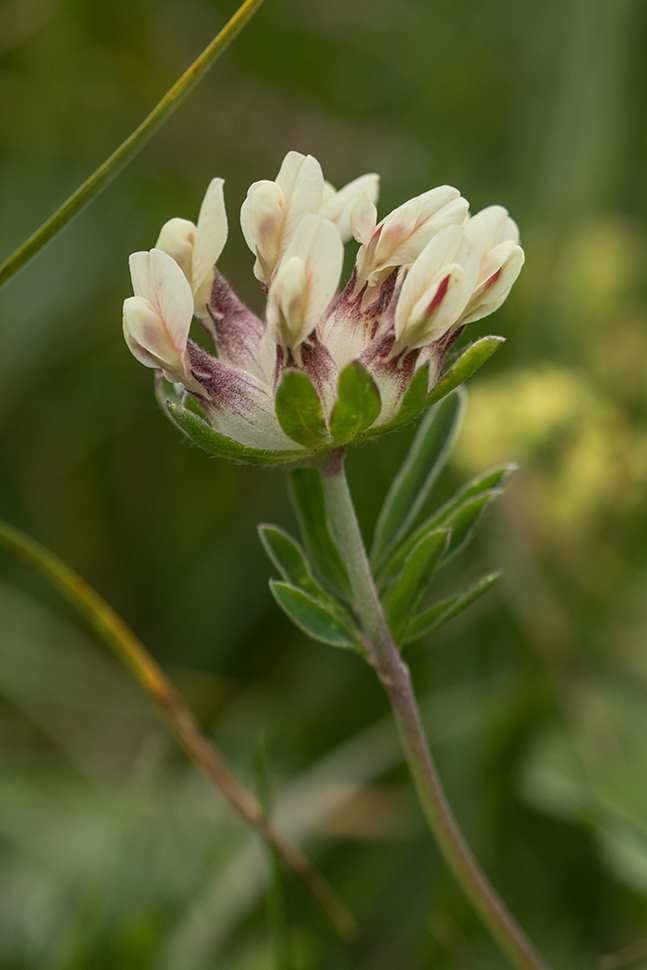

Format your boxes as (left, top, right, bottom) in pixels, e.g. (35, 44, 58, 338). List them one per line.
(0, 0, 265, 288)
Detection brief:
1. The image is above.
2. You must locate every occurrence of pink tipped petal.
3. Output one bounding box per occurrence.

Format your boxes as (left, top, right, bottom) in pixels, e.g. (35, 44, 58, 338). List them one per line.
(320, 173, 380, 242)
(460, 245, 525, 324)
(154, 218, 196, 282)
(394, 225, 480, 347)
(193, 177, 228, 293)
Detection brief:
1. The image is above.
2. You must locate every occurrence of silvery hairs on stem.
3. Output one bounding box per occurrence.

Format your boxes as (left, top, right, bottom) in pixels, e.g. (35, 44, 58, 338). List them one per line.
(122, 150, 524, 463)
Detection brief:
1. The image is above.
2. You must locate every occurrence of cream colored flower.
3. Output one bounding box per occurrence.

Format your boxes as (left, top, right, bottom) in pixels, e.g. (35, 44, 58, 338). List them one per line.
(123, 248, 199, 387)
(155, 178, 228, 319)
(267, 215, 344, 353)
(123, 153, 524, 463)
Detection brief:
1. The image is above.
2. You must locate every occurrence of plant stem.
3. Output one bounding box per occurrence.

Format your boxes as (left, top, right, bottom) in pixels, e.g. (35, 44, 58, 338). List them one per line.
(0, 517, 356, 941)
(320, 456, 552, 970)
(0, 0, 265, 288)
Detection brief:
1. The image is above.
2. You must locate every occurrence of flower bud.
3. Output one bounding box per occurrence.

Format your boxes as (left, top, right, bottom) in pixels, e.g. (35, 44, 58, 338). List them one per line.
(394, 225, 481, 350)
(355, 185, 469, 291)
(319, 173, 380, 242)
(241, 151, 324, 285)
(123, 249, 197, 386)
(459, 206, 525, 324)
(267, 214, 343, 352)
(155, 178, 228, 318)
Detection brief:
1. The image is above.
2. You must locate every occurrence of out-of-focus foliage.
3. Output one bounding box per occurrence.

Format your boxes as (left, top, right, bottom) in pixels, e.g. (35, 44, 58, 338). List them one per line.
(2, 0, 647, 967)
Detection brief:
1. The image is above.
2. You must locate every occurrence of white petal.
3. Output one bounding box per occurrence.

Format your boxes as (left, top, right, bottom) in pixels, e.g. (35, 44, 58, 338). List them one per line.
(267, 215, 344, 350)
(319, 173, 380, 242)
(146, 248, 195, 356)
(192, 177, 228, 293)
(154, 218, 196, 282)
(275, 151, 324, 254)
(464, 205, 520, 258)
(267, 256, 308, 347)
(460, 246, 525, 325)
(377, 187, 469, 271)
(123, 296, 188, 381)
(394, 225, 479, 346)
(240, 179, 285, 284)
(351, 191, 378, 244)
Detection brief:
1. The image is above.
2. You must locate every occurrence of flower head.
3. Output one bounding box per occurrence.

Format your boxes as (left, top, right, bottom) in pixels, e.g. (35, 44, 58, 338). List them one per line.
(123, 151, 524, 464)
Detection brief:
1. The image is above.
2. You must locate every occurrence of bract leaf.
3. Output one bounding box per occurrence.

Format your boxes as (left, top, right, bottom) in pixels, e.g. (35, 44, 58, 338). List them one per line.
(289, 468, 352, 603)
(402, 572, 501, 645)
(426, 336, 504, 407)
(330, 361, 381, 445)
(270, 581, 364, 652)
(379, 464, 516, 586)
(383, 529, 450, 642)
(371, 390, 464, 570)
(168, 403, 306, 464)
(362, 363, 429, 439)
(258, 524, 325, 600)
(275, 370, 328, 449)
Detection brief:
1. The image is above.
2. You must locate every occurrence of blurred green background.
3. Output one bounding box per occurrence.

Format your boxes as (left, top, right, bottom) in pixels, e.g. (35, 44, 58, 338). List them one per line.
(2, 0, 647, 967)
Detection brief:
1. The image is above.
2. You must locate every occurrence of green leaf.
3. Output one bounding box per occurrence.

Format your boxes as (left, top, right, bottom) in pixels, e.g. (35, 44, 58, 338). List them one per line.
(361, 364, 430, 438)
(270, 581, 363, 652)
(371, 390, 464, 569)
(330, 361, 381, 444)
(258, 525, 325, 600)
(383, 529, 450, 642)
(426, 336, 504, 407)
(168, 403, 306, 464)
(289, 468, 352, 603)
(379, 464, 516, 586)
(442, 490, 501, 562)
(402, 572, 501, 645)
(275, 370, 328, 449)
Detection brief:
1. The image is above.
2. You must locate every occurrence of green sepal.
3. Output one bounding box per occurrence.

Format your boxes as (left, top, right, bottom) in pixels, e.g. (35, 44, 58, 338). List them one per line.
(383, 529, 450, 642)
(426, 336, 504, 408)
(275, 370, 328, 449)
(330, 361, 381, 445)
(270, 581, 364, 653)
(371, 391, 464, 570)
(402, 572, 501, 645)
(361, 364, 430, 439)
(258, 524, 325, 600)
(289, 468, 352, 603)
(167, 403, 307, 465)
(379, 464, 516, 586)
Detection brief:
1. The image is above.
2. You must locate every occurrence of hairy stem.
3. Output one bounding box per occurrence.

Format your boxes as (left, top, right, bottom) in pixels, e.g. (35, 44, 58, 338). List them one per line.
(0, 0, 265, 287)
(0, 518, 355, 941)
(320, 456, 551, 970)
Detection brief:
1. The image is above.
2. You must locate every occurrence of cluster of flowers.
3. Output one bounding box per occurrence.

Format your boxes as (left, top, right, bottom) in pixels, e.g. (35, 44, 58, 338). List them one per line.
(122, 151, 524, 461)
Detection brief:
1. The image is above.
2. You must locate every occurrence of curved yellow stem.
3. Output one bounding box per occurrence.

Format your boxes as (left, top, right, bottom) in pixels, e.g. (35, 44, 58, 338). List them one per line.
(0, 517, 356, 941)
